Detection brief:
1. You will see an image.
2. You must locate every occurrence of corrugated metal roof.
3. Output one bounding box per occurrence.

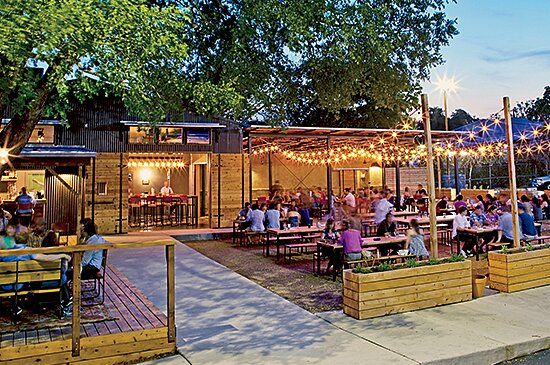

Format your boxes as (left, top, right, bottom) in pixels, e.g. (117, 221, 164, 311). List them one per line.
(18, 145, 96, 158)
(1, 118, 61, 125)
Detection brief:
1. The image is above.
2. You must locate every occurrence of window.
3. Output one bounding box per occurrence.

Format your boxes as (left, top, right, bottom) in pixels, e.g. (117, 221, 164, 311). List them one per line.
(186, 129, 210, 144)
(159, 128, 183, 144)
(28, 125, 54, 143)
(97, 182, 108, 196)
(129, 126, 155, 144)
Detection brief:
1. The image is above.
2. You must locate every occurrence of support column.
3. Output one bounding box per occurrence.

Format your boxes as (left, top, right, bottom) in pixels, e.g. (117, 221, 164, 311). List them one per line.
(241, 154, 245, 206)
(268, 151, 273, 193)
(208, 153, 213, 229)
(454, 156, 460, 194)
(217, 153, 221, 228)
(326, 136, 333, 213)
(248, 137, 253, 202)
(421, 94, 439, 259)
(395, 163, 401, 211)
(504, 96, 521, 247)
(91, 157, 96, 225)
(381, 161, 386, 189)
(437, 156, 442, 189)
(118, 153, 123, 234)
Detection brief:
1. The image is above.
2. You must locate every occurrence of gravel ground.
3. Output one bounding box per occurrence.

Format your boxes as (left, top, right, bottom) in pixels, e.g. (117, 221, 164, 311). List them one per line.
(500, 350, 550, 364)
(185, 240, 342, 313)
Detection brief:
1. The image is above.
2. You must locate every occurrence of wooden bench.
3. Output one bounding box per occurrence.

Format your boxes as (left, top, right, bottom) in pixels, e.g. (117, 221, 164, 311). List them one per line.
(244, 231, 267, 246)
(334, 254, 416, 281)
(283, 242, 318, 262)
(0, 260, 63, 321)
(527, 235, 550, 245)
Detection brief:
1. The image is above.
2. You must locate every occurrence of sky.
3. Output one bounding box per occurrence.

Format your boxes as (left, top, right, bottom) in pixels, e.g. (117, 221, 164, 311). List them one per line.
(421, 0, 550, 119)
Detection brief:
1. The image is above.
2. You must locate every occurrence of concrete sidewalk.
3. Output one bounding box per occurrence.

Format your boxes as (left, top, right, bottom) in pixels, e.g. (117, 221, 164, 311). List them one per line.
(107, 233, 550, 365)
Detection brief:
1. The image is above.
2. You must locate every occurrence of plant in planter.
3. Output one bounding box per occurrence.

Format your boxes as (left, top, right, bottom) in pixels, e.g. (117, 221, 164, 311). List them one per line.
(343, 256, 472, 319)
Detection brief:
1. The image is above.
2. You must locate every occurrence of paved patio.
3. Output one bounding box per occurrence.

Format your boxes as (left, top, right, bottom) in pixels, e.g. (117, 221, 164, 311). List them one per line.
(107, 232, 550, 365)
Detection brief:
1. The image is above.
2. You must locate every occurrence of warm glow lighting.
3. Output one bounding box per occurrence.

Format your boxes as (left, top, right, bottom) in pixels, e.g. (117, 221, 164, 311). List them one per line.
(434, 74, 459, 94)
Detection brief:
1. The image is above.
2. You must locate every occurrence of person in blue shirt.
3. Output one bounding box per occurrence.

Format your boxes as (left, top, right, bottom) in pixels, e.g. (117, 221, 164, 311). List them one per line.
(518, 203, 537, 239)
(470, 206, 488, 227)
(15, 187, 35, 214)
(264, 203, 281, 229)
(246, 204, 265, 232)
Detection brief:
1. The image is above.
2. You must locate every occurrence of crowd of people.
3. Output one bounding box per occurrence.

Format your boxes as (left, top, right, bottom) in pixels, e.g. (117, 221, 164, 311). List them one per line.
(0, 203, 108, 319)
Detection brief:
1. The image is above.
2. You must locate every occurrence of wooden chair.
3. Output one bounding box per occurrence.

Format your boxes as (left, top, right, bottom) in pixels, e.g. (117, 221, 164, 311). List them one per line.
(81, 250, 107, 306)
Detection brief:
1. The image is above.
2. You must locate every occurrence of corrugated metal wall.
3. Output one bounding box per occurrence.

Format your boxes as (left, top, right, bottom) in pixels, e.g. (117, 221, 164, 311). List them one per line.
(44, 167, 80, 234)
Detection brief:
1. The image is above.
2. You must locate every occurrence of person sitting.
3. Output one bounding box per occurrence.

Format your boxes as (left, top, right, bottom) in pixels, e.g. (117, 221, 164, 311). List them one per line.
(496, 206, 515, 245)
(299, 205, 311, 227)
(246, 204, 265, 232)
(470, 205, 489, 227)
(518, 203, 537, 240)
(405, 219, 429, 259)
(323, 218, 339, 240)
(454, 194, 467, 211)
(485, 205, 499, 225)
(264, 203, 281, 230)
(77, 219, 108, 279)
(452, 206, 474, 257)
(0, 208, 9, 232)
(286, 207, 301, 227)
(27, 218, 49, 248)
(376, 212, 397, 237)
(40, 231, 73, 314)
(338, 220, 363, 261)
(414, 184, 427, 198)
(239, 202, 251, 218)
(435, 196, 449, 215)
(520, 195, 533, 217)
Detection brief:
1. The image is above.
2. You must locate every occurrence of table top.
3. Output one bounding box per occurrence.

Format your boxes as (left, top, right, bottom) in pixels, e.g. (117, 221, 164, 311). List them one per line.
(360, 211, 418, 219)
(458, 226, 499, 235)
(318, 235, 407, 249)
(267, 226, 324, 235)
(394, 216, 455, 225)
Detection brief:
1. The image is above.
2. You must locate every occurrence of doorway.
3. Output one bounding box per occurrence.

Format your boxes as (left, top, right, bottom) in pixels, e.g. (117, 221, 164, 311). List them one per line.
(194, 163, 207, 216)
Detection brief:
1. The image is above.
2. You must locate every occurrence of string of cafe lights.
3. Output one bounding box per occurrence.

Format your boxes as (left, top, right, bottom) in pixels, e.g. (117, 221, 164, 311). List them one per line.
(251, 117, 550, 166)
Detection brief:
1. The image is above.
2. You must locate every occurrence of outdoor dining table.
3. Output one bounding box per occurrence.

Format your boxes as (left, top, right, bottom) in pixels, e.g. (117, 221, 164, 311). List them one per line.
(316, 235, 408, 276)
(458, 226, 500, 260)
(394, 215, 455, 227)
(266, 226, 324, 259)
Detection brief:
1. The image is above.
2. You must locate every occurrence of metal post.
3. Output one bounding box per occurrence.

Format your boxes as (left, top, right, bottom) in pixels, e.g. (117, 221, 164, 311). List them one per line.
(268, 151, 273, 193)
(118, 153, 123, 234)
(444, 91, 451, 185)
(326, 136, 333, 213)
(504, 96, 521, 247)
(437, 156, 442, 189)
(421, 94, 439, 259)
(208, 153, 213, 229)
(395, 163, 401, 211)
(241, 154, 245, 206)
(381, 161, 386, 189)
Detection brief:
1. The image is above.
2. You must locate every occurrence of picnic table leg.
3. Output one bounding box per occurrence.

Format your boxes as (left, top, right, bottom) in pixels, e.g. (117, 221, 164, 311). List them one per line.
(276, 235, 280, 261)
(266, 233, 270, 256)
(317, 242, 321, 275)
(232, 223, 236, 244)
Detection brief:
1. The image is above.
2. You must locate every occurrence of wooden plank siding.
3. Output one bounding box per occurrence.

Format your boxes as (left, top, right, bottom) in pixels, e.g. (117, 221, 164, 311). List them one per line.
(44, 167, 81, 235)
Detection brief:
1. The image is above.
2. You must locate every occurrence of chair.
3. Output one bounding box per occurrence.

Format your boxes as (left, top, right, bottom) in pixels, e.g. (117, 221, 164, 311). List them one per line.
(82, 249, 108, 306)
(128, 196, 142, 227)
(51, 222, 70, 245)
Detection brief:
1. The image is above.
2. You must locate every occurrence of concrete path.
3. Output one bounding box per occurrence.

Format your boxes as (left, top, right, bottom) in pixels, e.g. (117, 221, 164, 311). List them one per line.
(106, 233, 550, 365)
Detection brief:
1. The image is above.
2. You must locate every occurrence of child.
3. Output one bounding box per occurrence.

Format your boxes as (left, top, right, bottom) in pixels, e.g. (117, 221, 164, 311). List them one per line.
(405, 219, 429, 259)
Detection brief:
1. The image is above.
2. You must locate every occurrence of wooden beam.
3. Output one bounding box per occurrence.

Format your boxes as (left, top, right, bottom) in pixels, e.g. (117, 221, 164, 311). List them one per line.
(421, 94, 439, 259)
(208, 153, 213, 229)
(166, 245, 176, 343)
(217, 153, 221, 228)
(326, 136, 333, 212)
(45, 167, 78, 195)
(504, 96, 521, 247)
(71, 252, 82, 357)
(248, 137, 253, 202)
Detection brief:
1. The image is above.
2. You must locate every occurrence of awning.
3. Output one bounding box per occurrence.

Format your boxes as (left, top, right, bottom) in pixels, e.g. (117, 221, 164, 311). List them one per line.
(120, 121, 226, 128)
(1, 118, 62, 125)
(18, 145, 96, 158)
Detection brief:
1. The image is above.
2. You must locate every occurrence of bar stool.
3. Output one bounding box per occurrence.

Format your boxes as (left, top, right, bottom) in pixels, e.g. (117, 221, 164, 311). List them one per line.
(128, 196, 142, 227)
(160, 196, 173, 226)
(176, 195, 189, 226)
(144, 195, 160, 227)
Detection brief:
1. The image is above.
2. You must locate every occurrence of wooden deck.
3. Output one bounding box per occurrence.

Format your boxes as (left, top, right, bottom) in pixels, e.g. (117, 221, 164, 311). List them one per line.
(0, 265, 176, 364)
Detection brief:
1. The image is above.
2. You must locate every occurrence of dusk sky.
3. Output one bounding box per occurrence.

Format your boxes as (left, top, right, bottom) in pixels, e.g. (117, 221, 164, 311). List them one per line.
(422, 0, 550, 119)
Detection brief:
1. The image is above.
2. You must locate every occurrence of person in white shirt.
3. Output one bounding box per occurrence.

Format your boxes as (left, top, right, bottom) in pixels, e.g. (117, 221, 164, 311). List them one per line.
(374, 191, 394, 224)
(343, 188, 356, 215)
(452, 206, 475, 257)
(160, 180, 174, 195)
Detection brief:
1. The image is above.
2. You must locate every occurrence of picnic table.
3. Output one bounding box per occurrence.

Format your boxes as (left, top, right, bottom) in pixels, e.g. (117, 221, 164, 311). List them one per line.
(394, 215, 455, 227)
(457, 225, 499, 260)
(266, 226, 324, 259)
(316, 235, 408, 275)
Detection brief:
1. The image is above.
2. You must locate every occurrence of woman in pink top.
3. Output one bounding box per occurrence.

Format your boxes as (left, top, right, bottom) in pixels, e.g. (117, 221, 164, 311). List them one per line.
(338, 220, 363, 261)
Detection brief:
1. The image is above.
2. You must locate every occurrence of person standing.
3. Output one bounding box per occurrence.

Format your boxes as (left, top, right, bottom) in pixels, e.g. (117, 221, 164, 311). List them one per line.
(160, 180, 174, 195)
(343, 188, 356, 214)
(374, 191, 393, 225)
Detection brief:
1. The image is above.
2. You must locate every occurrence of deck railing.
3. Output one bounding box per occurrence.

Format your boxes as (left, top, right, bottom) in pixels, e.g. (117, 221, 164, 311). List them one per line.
(0, 240, 176, 361)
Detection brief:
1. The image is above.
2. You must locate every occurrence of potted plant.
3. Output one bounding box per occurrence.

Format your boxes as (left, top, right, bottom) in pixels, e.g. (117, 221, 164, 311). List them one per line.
(488, 243, 550, 293)
(343, 255, 472, 320)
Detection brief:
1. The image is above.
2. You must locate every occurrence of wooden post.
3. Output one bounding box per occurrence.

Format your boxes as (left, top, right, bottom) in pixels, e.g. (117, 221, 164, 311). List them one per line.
(504, 96, 521, 247)
(248, 137, 253, 202)
(326, 136, 333, 213)
(395, 163, 401, 211)
(71, 252, 82, 357)
(268, 151, 273, 192)
(80, 165, 86, 224)
(208, 153, 213, 229)
(421, 94, 439, 259)
(217, 153, 221, 228)
(91, 157, 96, 225)
(381, 161, 386, 189)
(241, 154, 245, 207)
(454, 155, 460, 194)
(166, 245, 176, 343)
(437, 156, 442, 189)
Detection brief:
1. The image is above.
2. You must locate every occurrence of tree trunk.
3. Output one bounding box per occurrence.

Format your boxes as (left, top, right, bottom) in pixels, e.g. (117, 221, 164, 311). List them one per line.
(0, 77, 50, 176)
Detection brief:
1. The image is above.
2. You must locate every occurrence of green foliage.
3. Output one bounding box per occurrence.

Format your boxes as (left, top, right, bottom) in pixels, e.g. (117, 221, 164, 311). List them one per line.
(176, 0, 458, 126)
(352, 267, 372, 274)
(405, 258, 420, 268)
(513, 86, 550, 121)
(443, 254, 466, 263)
(524, 243, 534, 252)
(375, 262, 392, 272)
(0, 0, 240, 125)
(500, 245, 509, 254)
(427, 258, 440, 265)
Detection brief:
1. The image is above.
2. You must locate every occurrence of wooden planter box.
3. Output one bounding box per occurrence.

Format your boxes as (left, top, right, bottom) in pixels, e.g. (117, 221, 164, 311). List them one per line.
(488, 248, 550, 293)
(343, 260, 472, 319)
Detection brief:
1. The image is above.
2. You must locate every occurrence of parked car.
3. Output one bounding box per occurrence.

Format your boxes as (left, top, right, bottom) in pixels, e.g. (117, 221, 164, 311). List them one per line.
(529, 175, 550, 190)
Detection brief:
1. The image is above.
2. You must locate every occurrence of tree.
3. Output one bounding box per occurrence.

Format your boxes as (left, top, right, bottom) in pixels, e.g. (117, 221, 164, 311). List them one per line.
(0, 0, 240, 172)
(513, 86, 550, 121)
(176, 0, 458, 127)
(449, 109, 474, 129)
(429, 107, 446, 130)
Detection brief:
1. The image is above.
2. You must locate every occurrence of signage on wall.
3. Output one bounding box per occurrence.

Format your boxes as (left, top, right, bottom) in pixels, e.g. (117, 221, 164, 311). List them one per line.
(186, 129, 210, 144)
